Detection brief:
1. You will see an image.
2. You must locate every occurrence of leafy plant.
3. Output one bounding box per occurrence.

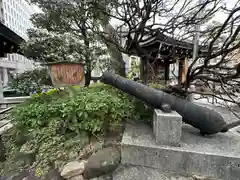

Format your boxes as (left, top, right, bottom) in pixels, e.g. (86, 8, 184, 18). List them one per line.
(149, 82, 165, 89)
(1, 84, 137, 176)
(127, 59, 140, 80)
(8, 68, 52, 95)
(23, 0, 114, 86)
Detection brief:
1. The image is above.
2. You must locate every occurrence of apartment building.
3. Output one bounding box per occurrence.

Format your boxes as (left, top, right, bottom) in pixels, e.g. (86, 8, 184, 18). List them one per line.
(0, 0, 35, 86)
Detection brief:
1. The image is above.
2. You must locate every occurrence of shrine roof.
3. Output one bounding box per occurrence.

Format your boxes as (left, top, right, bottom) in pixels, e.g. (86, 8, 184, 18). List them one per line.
(126, 30, 208, 57)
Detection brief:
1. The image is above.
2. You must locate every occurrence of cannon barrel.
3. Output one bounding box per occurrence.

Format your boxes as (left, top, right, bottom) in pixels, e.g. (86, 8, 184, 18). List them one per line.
(101, 72, 227, 135)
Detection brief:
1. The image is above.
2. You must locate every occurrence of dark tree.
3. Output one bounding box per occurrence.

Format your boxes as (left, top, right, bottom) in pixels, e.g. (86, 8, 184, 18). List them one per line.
(25, 0, 114, 86)
(95, 0, 240, 107)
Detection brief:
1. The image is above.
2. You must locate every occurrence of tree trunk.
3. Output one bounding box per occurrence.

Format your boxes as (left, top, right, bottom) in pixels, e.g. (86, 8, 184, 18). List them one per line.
(85, 63, 91, 87)
(102, 23, 126, 77)
(81, 22, 91, 87)
(111, 51, 126, 77)
(118, 62, 126, 77)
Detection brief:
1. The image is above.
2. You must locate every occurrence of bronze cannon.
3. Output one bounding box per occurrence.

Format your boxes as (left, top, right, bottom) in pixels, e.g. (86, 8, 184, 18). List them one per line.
(101, 72, 239, 135)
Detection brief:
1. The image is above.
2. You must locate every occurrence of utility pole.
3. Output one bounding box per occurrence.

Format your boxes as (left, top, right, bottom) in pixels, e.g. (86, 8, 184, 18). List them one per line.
(192, 23, 200, 63)
(189, 0, 202, 103)
(193, 0, 203, 63)
(0, 67, 3, 100)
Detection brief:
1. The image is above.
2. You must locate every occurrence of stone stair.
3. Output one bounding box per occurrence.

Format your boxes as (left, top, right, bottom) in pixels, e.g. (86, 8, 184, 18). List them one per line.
(117, 109, 240, 180)
(0, 107, 13, 135)
(0, 120, 12, 134)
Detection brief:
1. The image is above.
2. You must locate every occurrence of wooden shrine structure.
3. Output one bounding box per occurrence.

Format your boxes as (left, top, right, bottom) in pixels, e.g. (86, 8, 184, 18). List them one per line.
(126, 30, 207, 85)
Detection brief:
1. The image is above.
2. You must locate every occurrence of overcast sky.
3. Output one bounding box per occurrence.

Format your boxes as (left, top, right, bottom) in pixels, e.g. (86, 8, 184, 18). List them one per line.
(214, 0, 239, 22)
(110, 0, 239, 26)
(31, 0, 239, 28)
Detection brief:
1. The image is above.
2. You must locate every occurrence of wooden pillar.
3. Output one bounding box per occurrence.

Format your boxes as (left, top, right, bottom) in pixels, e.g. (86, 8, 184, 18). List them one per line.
(178, 61, 183, 85)
(164, 62, 170, 85)
(143, 57, 149, 85)
(181, 56, 188, 84)
(139, 56, 149, 85)
(178, 57, 188, 85)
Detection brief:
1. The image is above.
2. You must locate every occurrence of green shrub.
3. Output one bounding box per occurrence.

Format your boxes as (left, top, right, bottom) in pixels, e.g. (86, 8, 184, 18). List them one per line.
(1, 83, 154, 176)
(1, 84, 137, 175)
(11, 85, 135, 135)
(8, 68, 52, 95)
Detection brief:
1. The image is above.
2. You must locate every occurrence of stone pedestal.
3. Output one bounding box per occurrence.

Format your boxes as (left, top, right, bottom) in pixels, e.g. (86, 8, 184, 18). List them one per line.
(121, 122, 240, 180)
(153, 109, 182, 146)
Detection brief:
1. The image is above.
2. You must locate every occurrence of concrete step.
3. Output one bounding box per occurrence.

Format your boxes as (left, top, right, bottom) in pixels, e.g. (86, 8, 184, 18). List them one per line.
(0, 120, 12, 134)
(112, 165, 214, 180)
(121, 121, 240, 180)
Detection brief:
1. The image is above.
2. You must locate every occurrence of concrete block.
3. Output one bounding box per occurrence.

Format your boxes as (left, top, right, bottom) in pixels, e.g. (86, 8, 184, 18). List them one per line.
(112, 165, 194, 180)
(153, 109, 182, 146)
(121, 121, 240, 180)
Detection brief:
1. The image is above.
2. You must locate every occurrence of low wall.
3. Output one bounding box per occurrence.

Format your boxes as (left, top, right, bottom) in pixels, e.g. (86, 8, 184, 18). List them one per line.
(0, 96, 30, 110)
(0, 96, 30, 120)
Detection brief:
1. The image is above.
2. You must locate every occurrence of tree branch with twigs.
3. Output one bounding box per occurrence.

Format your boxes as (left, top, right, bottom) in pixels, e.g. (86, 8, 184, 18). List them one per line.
(95, 0, 240, 106)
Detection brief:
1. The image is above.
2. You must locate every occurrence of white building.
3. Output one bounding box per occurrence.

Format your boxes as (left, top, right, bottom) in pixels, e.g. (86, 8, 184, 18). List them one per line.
(0, 0, 36, 86)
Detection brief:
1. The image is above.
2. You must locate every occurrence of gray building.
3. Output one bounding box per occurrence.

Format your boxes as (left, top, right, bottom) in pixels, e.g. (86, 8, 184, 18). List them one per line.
(0, 0, 36, 87)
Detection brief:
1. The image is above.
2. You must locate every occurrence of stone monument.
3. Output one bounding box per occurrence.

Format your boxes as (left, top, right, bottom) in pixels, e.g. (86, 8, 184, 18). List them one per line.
(153, 109, 182, 146)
